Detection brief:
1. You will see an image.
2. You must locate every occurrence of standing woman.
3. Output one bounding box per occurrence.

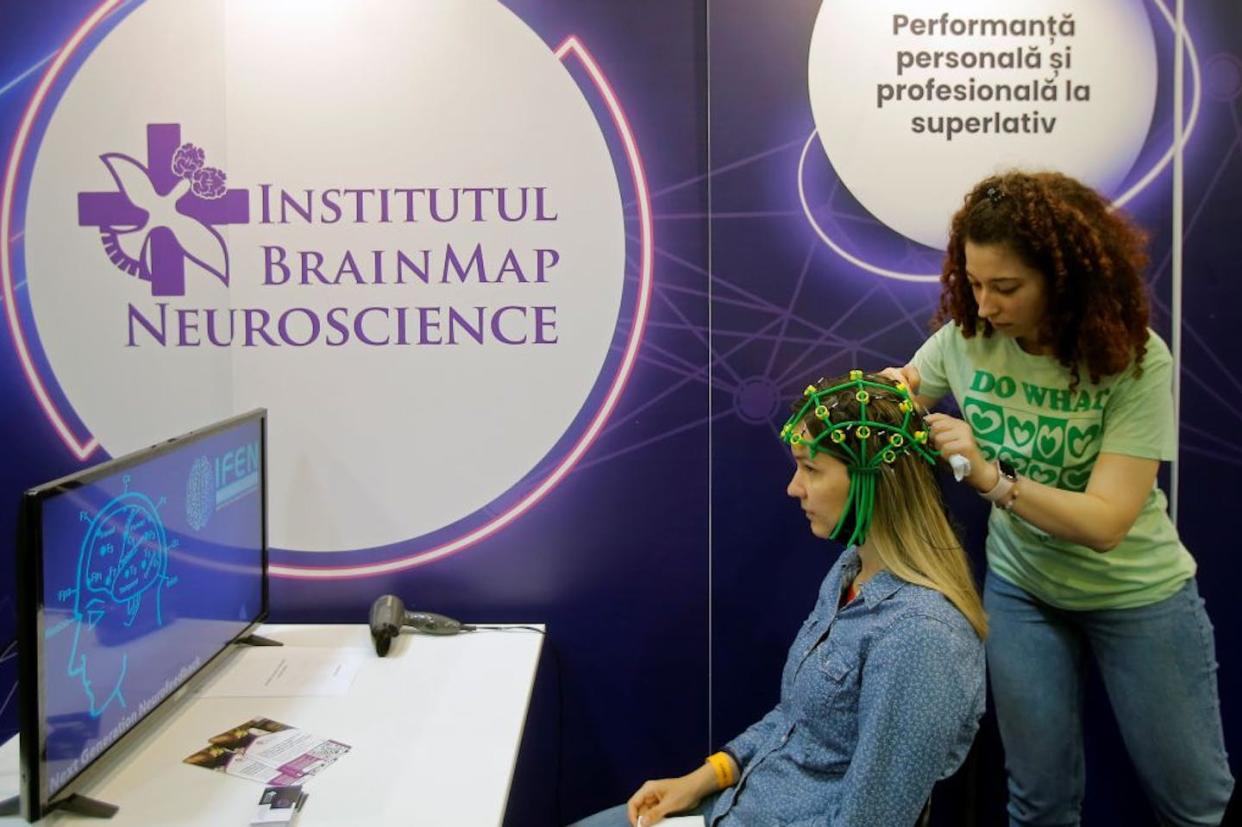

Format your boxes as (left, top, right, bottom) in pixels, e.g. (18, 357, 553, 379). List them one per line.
(891, 171, 1233, 825)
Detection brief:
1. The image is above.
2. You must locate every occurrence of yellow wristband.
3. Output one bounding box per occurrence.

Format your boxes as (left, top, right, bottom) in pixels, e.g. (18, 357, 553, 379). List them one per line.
(706, 752, 735, 789)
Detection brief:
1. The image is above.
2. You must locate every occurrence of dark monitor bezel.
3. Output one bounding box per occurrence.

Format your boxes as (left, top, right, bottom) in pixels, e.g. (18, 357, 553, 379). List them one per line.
(15, 409, 269, 821)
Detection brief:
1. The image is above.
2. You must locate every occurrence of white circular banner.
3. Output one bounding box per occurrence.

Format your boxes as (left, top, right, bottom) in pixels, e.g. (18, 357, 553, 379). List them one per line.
(22, 0, 629, 553)
(808, 0, 1158, 249)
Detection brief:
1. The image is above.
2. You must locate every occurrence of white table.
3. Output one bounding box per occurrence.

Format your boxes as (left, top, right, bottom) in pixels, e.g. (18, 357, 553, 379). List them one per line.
(0, 623, 543, 826)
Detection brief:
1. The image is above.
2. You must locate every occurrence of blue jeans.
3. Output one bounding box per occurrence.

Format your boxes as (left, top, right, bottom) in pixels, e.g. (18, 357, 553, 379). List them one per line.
(568, 793, 720, 827)
(985, 571, 1233, 826)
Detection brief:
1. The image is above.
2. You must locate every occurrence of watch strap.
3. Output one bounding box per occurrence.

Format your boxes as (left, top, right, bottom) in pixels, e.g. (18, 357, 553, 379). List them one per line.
(980, 460, 1015, 504)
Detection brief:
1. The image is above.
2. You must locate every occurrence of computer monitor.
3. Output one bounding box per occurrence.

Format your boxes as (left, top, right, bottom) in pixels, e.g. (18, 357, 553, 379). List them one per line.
(14, 410, 269, 821)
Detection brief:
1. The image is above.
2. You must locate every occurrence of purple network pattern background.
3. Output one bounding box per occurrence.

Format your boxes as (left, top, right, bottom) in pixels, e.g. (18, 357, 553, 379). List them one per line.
(0, 1, 1239, 824)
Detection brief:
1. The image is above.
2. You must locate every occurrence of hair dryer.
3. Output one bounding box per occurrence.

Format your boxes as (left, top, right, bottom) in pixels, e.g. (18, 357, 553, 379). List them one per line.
(369, 594, 474, 656)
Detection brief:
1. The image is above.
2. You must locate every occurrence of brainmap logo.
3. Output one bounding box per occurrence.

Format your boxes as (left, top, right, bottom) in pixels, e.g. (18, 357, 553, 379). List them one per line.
(76, 123, 249, 296)
(9, 0, 649, 571)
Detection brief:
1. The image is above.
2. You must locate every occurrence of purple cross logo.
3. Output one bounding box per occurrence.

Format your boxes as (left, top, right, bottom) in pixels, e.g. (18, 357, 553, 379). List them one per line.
(77, 124, 249, 296)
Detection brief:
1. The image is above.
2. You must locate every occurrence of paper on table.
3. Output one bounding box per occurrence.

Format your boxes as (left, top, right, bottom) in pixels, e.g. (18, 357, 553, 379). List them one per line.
(184, 717, 351, 786)
(197, 647, 366, 697)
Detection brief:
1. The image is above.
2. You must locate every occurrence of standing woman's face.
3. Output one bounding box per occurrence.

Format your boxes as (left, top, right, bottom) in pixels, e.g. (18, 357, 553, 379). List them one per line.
(787, 435, 851, 540)
(964, 240, 1049, 353)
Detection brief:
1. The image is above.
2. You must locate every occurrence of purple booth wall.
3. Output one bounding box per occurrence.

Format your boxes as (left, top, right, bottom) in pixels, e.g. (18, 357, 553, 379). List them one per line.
(0, 2, 710, 824)
(2, 3, 1239, 826)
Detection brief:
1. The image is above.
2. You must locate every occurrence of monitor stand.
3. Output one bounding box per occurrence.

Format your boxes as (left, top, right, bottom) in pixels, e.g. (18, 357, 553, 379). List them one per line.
(237, 634, 283, 646)
(51, 793, 119, 818)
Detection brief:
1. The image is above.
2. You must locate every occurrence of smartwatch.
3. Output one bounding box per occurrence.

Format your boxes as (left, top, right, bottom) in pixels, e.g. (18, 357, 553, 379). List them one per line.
(980, 458, 1019, 510)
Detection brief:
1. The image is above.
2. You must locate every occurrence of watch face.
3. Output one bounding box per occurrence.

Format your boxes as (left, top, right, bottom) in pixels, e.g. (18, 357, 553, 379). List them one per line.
(998, 458, 1018, 480)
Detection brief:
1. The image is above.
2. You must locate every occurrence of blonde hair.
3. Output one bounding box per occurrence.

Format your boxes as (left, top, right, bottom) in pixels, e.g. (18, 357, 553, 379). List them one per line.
(799, 375, 988, 639)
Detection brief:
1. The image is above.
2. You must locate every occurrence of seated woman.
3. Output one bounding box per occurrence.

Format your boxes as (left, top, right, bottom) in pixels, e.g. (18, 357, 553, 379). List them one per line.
(572, 371, 988, 827)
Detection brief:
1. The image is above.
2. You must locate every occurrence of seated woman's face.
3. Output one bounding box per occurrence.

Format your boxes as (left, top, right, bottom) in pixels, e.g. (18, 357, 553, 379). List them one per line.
(787, 430, 851, 540)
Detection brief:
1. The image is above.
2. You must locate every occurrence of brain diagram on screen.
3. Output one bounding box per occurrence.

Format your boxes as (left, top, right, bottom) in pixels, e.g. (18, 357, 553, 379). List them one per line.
(58, 477, 178, 717)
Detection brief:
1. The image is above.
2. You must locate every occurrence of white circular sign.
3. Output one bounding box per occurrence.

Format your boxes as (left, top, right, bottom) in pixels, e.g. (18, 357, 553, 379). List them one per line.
(24, 0, 627, 552)
(809, 0, 1158, 249)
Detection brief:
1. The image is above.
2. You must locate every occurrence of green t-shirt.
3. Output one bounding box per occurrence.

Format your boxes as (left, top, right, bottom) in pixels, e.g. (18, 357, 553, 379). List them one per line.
(911, 323, 1195, 610)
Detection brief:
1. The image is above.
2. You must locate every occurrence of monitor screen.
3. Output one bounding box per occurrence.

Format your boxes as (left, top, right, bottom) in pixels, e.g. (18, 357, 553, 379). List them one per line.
(17, 410, 267, 819)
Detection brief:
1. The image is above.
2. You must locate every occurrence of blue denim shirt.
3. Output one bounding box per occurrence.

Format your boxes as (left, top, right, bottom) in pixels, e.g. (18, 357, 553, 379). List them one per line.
(712, 548, 985, 826)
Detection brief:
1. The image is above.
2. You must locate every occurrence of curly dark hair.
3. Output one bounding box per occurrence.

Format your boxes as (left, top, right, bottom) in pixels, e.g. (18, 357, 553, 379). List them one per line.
(933, 171, 1150, 388)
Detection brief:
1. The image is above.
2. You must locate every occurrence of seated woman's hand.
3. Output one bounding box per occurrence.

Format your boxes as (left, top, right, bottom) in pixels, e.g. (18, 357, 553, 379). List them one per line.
(626, 763, 718, 826)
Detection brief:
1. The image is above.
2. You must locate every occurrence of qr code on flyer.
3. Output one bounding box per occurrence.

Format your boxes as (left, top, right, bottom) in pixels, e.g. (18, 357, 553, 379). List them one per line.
(308, 740, 351, 760)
